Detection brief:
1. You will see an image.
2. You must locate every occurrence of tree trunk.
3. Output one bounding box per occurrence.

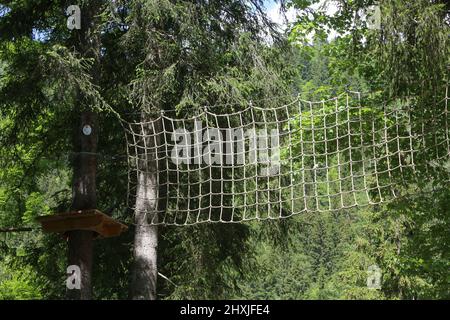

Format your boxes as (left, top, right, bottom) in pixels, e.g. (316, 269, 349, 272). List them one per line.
(65, 0, 101, 300)
(67, 112, 97, 300)
(130, 116, 159, 300)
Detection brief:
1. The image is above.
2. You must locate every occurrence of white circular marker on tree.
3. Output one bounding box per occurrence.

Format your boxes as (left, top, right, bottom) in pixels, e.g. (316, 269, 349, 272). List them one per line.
(82, 124, 92, 136)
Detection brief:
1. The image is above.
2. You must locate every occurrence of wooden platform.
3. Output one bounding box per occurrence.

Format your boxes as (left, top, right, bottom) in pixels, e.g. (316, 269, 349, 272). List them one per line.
(36, 210, 128, 239)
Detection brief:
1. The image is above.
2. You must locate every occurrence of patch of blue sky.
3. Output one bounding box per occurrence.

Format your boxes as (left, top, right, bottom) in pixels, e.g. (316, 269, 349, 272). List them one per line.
(0, 4, 11, 17)
(32, 28, 51, 42)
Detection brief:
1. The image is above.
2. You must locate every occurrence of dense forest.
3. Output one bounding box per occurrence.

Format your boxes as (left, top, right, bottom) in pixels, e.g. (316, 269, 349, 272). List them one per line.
(0, 0, 449, 300)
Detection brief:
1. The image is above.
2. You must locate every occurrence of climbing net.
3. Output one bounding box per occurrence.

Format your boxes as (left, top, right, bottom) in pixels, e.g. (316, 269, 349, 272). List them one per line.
(123, 89, 450, 226)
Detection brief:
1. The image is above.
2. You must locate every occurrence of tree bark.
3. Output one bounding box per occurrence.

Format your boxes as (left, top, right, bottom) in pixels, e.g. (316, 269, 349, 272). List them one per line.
(65, 0, 102, 300)
(130, 116, 159, 300)
(67, 112, 97, 300)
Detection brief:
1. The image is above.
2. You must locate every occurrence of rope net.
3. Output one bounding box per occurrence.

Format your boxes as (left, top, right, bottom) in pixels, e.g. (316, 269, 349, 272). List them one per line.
(124, 89, 450, 226)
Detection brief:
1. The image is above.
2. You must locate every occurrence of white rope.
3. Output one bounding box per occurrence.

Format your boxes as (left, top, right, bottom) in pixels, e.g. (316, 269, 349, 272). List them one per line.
(124, 90, 450, 226)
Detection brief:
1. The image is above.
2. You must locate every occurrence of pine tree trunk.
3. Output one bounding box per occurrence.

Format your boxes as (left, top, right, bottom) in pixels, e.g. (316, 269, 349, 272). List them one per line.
(67, 112, 97, 300)
(66, 0, 101, 299)
(130, 116, 159, 300)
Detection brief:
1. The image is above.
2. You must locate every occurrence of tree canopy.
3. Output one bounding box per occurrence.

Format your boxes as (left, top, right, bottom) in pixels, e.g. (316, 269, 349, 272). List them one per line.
(0, 0, 448, 300)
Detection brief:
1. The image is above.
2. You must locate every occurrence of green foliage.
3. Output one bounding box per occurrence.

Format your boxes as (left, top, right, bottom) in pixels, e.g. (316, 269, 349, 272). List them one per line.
(0, 0, 293, 300)
(0, 260, 43, 300)
(283, 0, 450, 300)
(0, 0, 448, 300)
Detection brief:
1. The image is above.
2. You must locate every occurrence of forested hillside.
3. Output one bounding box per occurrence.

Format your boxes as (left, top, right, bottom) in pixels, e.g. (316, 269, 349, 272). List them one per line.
(0, 0, 448, 300)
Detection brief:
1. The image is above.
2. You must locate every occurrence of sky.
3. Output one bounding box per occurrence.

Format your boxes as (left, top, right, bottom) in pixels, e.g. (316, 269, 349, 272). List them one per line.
(265, 0, 340, 39)
(266, 1, 297, 27)
(2, 1, 341, 42)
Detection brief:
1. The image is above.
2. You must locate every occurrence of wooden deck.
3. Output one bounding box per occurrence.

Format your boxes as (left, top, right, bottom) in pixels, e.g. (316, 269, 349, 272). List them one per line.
(37, 209, 128, 238)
